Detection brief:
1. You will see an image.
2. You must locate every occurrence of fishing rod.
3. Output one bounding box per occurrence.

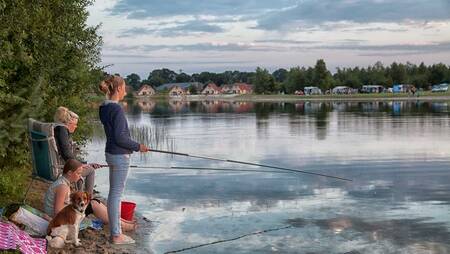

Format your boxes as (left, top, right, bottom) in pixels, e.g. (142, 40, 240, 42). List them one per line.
(145, 149, 352, 182)
(128, 165, 292, 174)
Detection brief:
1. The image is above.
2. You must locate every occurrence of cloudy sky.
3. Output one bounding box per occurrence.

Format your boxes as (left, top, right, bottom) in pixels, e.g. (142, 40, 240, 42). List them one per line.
(87, 0, 450, 77)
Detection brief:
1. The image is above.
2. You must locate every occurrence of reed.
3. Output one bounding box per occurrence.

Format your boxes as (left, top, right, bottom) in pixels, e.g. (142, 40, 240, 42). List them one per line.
(129, 124, 176, 154)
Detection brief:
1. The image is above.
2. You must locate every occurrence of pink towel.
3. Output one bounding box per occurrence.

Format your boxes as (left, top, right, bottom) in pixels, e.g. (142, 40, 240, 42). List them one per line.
(0, 220, 46, 254)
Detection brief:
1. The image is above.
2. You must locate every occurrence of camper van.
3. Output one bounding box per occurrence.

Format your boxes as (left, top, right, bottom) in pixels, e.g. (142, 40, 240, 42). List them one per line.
(304, 86, 322, 95)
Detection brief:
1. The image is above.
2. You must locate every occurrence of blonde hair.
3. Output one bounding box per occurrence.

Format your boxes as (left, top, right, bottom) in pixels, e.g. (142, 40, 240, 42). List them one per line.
(54, 106, 79, 124)
(99, 75, 125, 98)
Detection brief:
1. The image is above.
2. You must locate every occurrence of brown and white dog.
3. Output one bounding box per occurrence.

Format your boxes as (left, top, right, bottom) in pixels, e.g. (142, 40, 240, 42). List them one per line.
(46, 191, 91, 248)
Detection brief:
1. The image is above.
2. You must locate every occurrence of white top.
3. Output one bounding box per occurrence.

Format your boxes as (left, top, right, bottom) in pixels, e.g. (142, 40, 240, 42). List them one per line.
(43, 176, 71, 217)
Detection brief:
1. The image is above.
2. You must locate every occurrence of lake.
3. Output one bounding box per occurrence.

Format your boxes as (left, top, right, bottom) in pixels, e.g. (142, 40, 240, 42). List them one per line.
(85, 100, 450, 254)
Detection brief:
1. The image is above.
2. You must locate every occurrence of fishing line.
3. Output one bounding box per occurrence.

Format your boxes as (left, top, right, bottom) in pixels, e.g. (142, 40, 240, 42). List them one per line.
(145, 149, 352, 182)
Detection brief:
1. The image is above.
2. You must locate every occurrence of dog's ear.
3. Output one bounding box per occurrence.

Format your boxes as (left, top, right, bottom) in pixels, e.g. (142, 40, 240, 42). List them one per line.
(85, 191, 92, 201)
(70, 192, 76, 201)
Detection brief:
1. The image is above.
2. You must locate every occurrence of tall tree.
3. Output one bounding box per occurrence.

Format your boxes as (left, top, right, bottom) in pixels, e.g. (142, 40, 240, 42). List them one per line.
(390, 62, 407, 84)
(147, 68, 177, 87)
(0, 0, 102, 203)
(272, 68, 288, 83)
(125, 73, 141, 91)
(284, 67, 307, 93)
(253, 67, 276, 94)
(429, 63, 448, 85)
(313, 59, 333, 90)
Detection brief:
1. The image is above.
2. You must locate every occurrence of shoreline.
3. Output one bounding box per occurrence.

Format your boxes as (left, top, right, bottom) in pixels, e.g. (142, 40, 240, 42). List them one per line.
(136, 94, 450, 103)
(24, 180, 150, 254)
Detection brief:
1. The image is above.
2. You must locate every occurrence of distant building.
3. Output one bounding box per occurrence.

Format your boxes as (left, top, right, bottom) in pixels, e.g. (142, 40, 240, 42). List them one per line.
(231, 83, 253, 94)
(157, 82, 204, 93)
(221, 84, 233, 94)
(137, 84, 155, 96)
(169, 86, 186, 97)
(201, 83, 222, 95)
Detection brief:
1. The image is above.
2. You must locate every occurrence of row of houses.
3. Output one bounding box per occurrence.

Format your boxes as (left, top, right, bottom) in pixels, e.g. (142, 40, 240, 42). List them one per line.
(135, 82, 254, 97)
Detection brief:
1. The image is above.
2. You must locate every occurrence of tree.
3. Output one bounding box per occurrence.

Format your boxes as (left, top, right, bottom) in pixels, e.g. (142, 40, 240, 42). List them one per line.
(272, 68, 288, 83)
(390, 62, 407, 84)
(429, 63, 448, 85)
(284, 67, 307, 93)
(125, 73, 141, 91)
(313, 59, 333, 90)
(188, 85, 198, 95)
(147, 68, 177, 87)
(0, 0, 102, 203)
(176, 72, 191, 83)
(253, 67, 276, 94)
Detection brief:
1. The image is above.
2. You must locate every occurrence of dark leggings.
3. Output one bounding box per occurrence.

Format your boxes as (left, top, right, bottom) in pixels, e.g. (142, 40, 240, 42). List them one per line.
(85, 198, 102, 216)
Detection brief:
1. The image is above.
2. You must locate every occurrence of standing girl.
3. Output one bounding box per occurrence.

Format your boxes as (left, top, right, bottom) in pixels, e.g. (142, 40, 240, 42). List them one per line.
(99, 75, 149, 244)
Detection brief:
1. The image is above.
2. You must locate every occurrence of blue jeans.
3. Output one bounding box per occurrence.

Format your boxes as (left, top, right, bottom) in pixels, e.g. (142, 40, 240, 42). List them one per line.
(76, 165, 96, 195)
(105, 153, 130, 237)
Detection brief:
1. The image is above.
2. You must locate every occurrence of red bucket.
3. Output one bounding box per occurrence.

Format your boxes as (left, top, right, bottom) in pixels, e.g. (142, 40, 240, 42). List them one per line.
(121, 201, 136, 221)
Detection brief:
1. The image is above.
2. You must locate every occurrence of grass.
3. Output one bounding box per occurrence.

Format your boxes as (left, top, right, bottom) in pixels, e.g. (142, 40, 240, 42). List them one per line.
(0, 166, 30, 207)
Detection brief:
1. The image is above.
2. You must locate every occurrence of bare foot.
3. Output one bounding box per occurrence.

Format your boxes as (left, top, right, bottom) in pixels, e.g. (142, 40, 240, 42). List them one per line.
(122, 220, 137, 232)
(111, 234, 135, 245)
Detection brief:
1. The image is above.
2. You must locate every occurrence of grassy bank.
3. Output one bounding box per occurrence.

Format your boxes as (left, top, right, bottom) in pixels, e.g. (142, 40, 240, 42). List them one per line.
(0, 167, 30, 207)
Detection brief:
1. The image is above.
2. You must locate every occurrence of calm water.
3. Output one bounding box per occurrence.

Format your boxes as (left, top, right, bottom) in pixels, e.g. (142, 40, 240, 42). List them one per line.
(86, 100, 450, 254)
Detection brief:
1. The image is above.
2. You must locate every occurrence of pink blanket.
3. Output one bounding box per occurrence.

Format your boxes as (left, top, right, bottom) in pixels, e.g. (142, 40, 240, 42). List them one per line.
(0, 220, 46, 254)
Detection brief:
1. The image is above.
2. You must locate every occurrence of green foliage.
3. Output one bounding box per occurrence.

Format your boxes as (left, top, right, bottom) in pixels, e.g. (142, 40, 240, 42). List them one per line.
(272, 68, 288, 83)
(0, 167, 28, 206)
(176, 72, 191, 83)
(125, 73, 141, 91)
(0, 0, 102, 203)
(188, 85, 198, 95)
(146, 68, 178, 87)
(313, 59, 333, 90)
(253, 67, 276, 94)
(389, 62, 407, 84)
(129, 60, 449, 95)
(284, 67, 307, 93)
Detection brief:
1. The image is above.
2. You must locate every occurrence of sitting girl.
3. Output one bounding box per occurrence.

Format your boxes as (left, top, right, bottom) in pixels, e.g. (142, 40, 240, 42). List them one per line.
(43, 159, 136, 231)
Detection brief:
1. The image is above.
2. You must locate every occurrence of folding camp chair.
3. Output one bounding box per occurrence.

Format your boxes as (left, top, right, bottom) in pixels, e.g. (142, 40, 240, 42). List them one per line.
(22, 118, 64, 203)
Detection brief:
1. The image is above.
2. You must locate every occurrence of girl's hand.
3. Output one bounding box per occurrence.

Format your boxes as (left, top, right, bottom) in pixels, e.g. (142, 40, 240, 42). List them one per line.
(90, 163, 103, 169)
(139, 144, 150, 152)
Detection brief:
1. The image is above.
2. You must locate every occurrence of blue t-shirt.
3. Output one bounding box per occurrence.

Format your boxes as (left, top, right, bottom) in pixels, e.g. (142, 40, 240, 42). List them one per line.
(99, 101, 140, 154)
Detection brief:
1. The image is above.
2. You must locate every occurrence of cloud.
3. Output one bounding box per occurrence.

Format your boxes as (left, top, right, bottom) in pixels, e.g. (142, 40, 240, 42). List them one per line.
(103, 41, 450, 57)
(254, 0, 450, 30)
(105, 42, 285, 52)
(101, 59, 254, 65)
(254, 39, 320, 45)
(119, 20, 224, 37)
(109, 0, 450, 32)
(109, 0, 297, 18)
(119, 19, 225, 38)
(311, 41, 450, 56)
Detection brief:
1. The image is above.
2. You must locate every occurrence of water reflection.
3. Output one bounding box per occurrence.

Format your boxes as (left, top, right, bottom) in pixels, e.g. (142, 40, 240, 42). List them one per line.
(128, 99, 450, 117)
(85, 99, 450, 254)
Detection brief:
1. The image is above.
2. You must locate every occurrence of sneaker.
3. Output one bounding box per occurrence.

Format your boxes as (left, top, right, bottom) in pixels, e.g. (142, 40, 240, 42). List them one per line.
(111, 234, 135, 245)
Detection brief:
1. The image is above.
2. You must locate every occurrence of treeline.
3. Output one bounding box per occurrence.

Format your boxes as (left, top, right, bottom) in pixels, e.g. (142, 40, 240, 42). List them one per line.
(124, 60, 450, 94)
